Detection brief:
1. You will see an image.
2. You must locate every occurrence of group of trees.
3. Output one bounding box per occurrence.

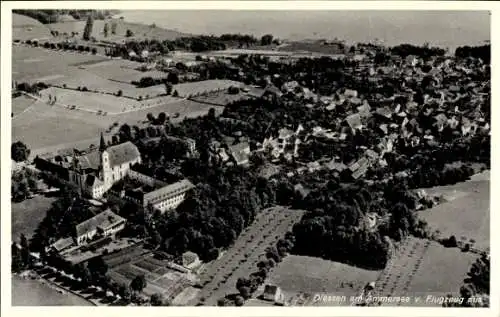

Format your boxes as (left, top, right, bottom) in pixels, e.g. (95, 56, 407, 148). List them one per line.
(11, 234, 31, 273)
(11, 168, 38, 202)
(389, 43, 446, 59)
(143, 162, 276, 262)
(443, 253, 490, 307)
(131, 72, 178, 88)
(105, 33, 265, 60)
(455, 44, 490, 64)
(40, 41, 98, 55)
(288, 170, 435, 270)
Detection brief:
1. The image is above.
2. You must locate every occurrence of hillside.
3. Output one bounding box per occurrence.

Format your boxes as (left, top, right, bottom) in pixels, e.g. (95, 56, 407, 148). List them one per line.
(12, 13, 53, 41)
(47, 18, 190, 42)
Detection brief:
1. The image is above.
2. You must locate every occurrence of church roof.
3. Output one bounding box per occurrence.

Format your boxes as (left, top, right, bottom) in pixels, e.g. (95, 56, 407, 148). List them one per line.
(78, 151, 101, 170)
(106, 141, 140, 167)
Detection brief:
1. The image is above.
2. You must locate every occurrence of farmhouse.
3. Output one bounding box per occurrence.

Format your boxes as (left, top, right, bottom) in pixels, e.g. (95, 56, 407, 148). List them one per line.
(75, 209, 126, 245)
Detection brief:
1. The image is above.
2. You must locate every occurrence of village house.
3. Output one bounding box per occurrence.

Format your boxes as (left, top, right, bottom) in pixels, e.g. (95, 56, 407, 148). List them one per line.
(262, 284, 285, 305)
(228, 141, 251, 166)
(75, 209, 126, 245)
(182, 251, 201, 270)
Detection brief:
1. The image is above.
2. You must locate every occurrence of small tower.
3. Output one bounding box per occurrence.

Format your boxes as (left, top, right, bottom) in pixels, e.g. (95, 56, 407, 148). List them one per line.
(99, 132, 107, 153)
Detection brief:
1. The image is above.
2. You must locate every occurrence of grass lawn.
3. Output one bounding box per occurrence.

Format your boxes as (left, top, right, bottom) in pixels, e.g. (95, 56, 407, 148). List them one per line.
(11, 195, 56, 241)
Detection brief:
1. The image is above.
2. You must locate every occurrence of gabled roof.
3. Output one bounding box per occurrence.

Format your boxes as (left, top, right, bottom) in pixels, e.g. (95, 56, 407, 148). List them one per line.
(106, 141, 141, 167)
(75, 209, 126, 238)
(278, 128, 294, 139)
(375, 107, 393, 119)
(145, 179, 195, 202)
(51, 237, 74, 252)
(78, 151, 101, 170)
(349, 157, 369, 172)
(345, 113, 362, 130)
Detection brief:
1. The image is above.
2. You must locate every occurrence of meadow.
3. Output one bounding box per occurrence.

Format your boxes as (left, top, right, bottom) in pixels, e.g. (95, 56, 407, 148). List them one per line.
(11, 195, 57, 241)
(420, 179, 490, 250)
(264, 254, 381, 306)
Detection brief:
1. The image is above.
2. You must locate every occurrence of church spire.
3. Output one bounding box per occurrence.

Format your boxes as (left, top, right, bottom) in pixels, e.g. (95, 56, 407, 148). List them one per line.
(99, 132, 107, 152)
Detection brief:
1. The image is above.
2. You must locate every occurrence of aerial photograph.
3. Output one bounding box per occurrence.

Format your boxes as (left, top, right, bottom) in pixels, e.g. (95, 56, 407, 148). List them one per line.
(9, 8, 490, 308)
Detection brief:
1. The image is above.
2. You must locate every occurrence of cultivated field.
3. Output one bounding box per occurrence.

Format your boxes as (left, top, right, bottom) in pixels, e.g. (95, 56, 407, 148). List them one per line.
(173, 80, 243, 98)
(11, 195, 56, 241)
(12, 95, 38, 117)
(106, 250, 193, 300)
(192, 207, 305, 306)
(420, 179, 490, 250)
(263, 255, 381, 306)
(12, 93, 219, 156)
(12, 45, 107, 83)
(12, 100, 114, 153)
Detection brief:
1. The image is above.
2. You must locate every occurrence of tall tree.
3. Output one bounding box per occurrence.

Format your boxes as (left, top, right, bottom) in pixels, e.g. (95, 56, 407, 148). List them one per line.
(83, 14, 94, 41)
(103, 22, 109, 37)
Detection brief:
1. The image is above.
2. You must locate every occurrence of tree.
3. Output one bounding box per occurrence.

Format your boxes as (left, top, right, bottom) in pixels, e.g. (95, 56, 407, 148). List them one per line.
(234, 295, 245, 306)
(165, 83, 173, 95)
(83, 14, 94, 41)
(11, 141, 30, 162)
(20, 234, 30, 267)
(260, 34, 274, 46)
(103, 23, 109, 37)
(11, 243, 24, 273)
(158, 112, 167, 124)
(111, 21, 117, 35)
(91, 47, 97, 55)
(126, 29, 134, 37)
(146, 113, 155, 122)
(239, 286, 251, 299)
(150, 293, 164, 306)
(130, 274, 147, 293)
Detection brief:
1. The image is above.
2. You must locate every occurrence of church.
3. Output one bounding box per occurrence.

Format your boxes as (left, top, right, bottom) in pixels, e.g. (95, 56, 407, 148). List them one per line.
(70, 134, 142, 199)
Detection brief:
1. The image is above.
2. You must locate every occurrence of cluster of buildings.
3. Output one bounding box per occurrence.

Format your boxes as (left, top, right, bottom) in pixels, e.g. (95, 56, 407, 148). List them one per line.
(37, 133, 196, 251)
